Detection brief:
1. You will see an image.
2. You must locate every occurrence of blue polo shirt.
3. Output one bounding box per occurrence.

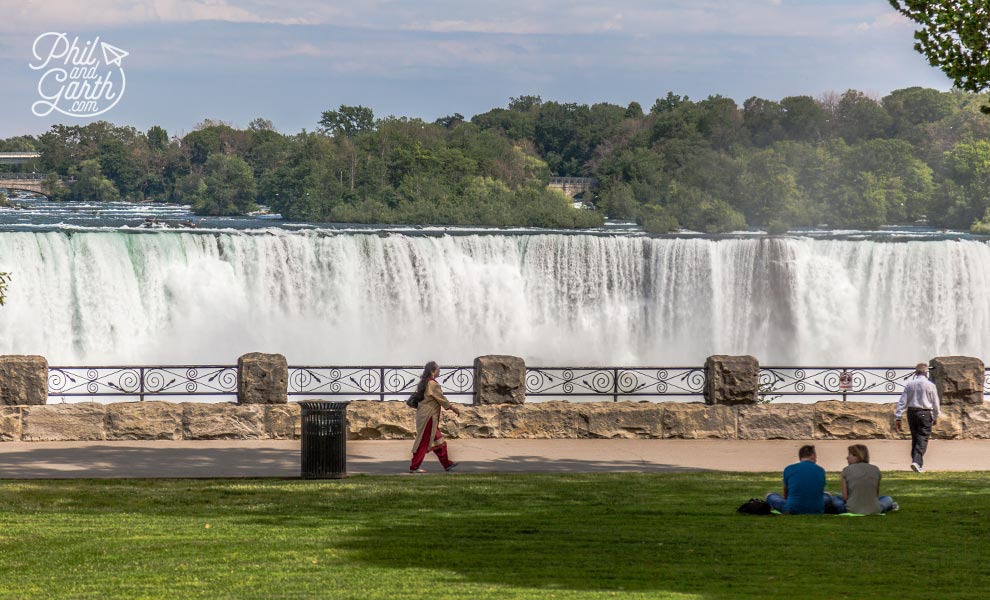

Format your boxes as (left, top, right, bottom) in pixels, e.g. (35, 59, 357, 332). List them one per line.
(782, 460, 826, 514)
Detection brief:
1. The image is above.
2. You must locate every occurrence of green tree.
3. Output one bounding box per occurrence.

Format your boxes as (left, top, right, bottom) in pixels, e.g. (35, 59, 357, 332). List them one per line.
(666, 185, 746, 233)
(829, 172, 888, 228)
(933, 139, 990, 227)
(319, 105, 375, 137)
(651, 92, 689, 115)
(598, 181, 640, 219)
(779, 96, 828, 142)
(882, 87, 955, 140)
(696, 95, 746, 150)
(844, 139, 934, 222)
(737, 149, 805, 227)
(182, 128, 222, 165)
(743, 97, 785, 147)
(835, 90, 892, 143)
(889, 1, 990, 112)
(970, 207, 990, 234)
(434, 113, 465, 128)
(186, 154, 257, 215)
(67, 159, 120, 202)
(638, 203, 679, 233)
(147, 126, 169, 151)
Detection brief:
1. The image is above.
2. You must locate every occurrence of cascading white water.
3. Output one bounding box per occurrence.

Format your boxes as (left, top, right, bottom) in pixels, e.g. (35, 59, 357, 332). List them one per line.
(2, 230, 989, 366)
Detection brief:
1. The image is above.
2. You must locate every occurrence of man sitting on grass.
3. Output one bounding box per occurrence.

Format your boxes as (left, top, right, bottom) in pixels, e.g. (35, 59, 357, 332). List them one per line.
(766, 444, 831, 515)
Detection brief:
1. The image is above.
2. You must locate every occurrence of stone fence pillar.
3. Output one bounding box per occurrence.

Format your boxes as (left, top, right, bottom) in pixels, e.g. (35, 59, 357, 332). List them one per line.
(473, 355, 526, 405)
(931, 356, 984, 405)
(704, 355, 759, 405)
(0, 355, 49, 405)
(237, 352, 288, 405)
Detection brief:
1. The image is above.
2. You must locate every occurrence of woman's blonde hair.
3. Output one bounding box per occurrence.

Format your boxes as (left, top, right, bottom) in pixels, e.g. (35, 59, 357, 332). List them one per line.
(847, 444, 870, 464)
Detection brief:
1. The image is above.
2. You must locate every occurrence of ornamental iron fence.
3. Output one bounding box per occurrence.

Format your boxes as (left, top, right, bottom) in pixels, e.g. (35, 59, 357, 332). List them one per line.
(526, 367, 705, 402)
(287, 366, 474, 401)
(42, 364, 990, 403)
(48, 366, 238, 401)
(758, 367, 918, 401)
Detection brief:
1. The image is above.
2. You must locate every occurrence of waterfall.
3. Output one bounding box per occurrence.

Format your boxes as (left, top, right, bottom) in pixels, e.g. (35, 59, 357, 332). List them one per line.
(2, 230, 989, 366)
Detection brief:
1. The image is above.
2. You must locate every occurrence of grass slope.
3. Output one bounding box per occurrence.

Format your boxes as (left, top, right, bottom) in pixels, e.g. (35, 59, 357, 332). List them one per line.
(0, 473, 988, 599)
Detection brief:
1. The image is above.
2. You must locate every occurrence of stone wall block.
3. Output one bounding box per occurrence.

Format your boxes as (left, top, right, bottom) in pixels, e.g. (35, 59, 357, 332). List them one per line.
(931, 356, 984, 405)
(0, 355, 49, 406)
(345, 400, 416, 440)
(962, 404, 990, 439)
(813, 401, 893, 439)
(22, 403, 107, 441)
(582, 402, 665, 439)
(0, 406, 21, 441)
(662, 403, 736, 439)
(473, 355, 526, 405)
(932, 405, 964, 440)
(704, 355, 759, 405)
(237, 353, 288, 405)
(443, 404, 502, 439)
(182, 403, 264, 439)
(737, 404, 815, 439)
(498, 402, 577, 438)
(106, 402, 183, 440)
(265, 403, 301, 439)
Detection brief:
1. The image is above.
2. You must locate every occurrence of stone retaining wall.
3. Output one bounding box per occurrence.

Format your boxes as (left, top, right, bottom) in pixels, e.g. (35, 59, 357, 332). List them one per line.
(3, 400, 989, 442)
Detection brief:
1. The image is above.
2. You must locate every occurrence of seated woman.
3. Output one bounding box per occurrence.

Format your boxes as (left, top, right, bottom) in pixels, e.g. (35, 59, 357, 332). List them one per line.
(835, 444, 898, 514)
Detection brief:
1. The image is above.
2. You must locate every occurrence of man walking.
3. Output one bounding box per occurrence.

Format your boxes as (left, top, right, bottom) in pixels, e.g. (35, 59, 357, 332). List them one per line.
(766, 445, 830, 514)
(895, 362, 940, 473)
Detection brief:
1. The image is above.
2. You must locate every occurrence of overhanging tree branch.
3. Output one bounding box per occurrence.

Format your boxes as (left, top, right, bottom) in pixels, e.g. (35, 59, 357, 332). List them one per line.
(890, 1, 990, 113)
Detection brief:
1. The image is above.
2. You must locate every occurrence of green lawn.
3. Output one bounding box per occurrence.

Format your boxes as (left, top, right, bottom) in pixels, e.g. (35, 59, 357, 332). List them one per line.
(0, 472, 988, 599)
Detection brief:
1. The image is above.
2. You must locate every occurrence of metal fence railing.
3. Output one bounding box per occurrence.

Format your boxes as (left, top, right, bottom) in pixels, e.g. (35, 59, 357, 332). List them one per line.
(48, 366, 238, 401)
(287, 366, 474, 401)
(44, 364, 990, 403)
(526, 367, 705, 402)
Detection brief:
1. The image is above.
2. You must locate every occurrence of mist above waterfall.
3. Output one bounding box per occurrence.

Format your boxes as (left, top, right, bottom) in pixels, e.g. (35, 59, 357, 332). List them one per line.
(1, 230, 987, 366)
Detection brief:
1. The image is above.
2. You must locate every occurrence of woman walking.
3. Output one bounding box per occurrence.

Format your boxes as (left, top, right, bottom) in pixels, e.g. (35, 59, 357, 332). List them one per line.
(410, 361, 461, 473)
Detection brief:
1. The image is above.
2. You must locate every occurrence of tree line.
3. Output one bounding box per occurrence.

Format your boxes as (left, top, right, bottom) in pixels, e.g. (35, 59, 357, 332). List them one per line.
(2, 87, 990, 232)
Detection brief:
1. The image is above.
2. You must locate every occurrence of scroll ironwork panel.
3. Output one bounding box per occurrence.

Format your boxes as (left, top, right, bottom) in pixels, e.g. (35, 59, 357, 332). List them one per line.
(525, 367, 705, 401)
(758, 367, 917, 398)
(47, 366, 237, 401)
(287, 366, 474, 401)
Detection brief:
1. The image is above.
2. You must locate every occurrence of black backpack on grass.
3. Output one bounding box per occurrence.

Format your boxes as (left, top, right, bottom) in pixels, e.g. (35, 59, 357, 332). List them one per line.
(737, 498, 773, 515)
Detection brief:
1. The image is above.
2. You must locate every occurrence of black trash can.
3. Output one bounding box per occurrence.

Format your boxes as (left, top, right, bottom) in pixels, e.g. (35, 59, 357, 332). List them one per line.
(299, 401, 350, 479)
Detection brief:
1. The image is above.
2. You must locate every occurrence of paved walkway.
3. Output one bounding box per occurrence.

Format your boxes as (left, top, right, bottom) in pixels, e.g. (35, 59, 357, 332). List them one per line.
(2, 439, 990, 478)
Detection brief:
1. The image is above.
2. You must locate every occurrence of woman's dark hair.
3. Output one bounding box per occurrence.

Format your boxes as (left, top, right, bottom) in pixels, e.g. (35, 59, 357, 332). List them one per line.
(415, 361, 439, 396)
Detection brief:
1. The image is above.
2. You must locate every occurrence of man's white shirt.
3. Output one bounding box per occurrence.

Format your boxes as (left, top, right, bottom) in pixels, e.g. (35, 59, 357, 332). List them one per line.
(895, 375, 940, 419)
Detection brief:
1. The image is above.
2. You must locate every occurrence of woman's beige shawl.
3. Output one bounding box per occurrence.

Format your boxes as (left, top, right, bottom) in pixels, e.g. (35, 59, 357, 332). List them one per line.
(412, 379, 451, 453)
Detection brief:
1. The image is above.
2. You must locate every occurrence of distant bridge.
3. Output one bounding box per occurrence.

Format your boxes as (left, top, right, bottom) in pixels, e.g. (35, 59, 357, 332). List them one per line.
(0, 152, 41, 165)
(548, 176, 596, 198)
(0, 173, 56, 197)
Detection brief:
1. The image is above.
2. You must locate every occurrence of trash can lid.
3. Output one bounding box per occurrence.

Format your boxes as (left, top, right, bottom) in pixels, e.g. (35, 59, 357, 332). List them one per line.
(298, 400, 351, 411)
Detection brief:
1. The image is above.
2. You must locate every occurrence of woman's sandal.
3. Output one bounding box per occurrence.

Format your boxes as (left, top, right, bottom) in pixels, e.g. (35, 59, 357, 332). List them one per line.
(409, 468, 427, 474)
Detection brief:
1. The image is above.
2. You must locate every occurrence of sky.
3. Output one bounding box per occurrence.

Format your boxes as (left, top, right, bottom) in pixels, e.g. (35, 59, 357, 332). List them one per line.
(0, 0, 953, 139)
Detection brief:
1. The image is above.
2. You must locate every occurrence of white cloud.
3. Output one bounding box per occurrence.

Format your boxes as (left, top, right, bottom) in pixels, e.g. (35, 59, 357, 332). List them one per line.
(853, 11, 913, 33)
(1, 0, 915, 39)
(1, 0, 308, 31)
